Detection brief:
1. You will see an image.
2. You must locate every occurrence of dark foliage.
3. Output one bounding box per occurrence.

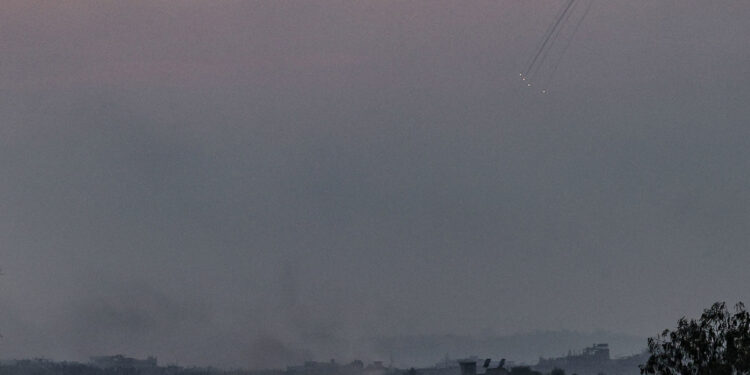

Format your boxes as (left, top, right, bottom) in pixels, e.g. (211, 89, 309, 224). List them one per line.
(640, 302, 750, 375)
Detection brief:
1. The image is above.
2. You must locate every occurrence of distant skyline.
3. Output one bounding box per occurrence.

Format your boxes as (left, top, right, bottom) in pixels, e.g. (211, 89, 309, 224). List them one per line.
(2, 0, 750, 369)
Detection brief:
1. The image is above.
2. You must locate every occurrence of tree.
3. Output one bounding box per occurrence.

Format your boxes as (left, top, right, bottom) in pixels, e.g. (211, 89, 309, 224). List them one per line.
(640, 302, 750, 375)
(550, 369, 565, 375)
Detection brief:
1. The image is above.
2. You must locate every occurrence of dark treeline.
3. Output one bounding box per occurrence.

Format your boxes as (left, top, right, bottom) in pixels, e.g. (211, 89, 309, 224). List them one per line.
(0, 360, 569, 375)
(0, 359, 284, 375)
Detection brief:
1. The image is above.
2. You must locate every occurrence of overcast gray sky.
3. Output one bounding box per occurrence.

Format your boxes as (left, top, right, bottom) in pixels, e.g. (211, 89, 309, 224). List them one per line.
(1, 0, 750, 369)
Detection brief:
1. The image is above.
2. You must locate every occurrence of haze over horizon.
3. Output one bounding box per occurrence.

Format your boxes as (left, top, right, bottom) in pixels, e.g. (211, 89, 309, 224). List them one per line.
(2, 0, 750, 369)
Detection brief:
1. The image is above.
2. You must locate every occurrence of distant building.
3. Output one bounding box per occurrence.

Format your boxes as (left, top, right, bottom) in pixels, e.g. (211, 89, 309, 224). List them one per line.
(90, 355, 158, 370)
(457, 360, 477, 375)
(534, 344, 646, 375)
(456, 358, 508, 375)
(364, 361, 388, 375)
(414, 357, 459, 375)
(286, 360, 391, 375)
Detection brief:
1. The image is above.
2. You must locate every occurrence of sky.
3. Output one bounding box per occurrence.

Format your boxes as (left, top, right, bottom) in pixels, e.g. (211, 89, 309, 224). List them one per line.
(2, 0, 750, 369)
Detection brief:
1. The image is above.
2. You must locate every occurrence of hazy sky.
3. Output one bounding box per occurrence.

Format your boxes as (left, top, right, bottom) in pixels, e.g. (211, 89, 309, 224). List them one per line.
(2, 0, 750, 369)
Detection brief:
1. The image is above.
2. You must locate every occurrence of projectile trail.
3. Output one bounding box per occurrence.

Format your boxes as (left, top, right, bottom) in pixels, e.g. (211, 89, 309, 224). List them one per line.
(522, 0, 572, 78)
(527, 0, 579, 80)
(541, 0, 594, 90)
(523, 0, 576, 78)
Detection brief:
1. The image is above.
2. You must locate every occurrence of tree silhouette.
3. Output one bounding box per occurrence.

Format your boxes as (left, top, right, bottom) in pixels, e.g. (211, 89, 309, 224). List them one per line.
(640, 302, 750, 375)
